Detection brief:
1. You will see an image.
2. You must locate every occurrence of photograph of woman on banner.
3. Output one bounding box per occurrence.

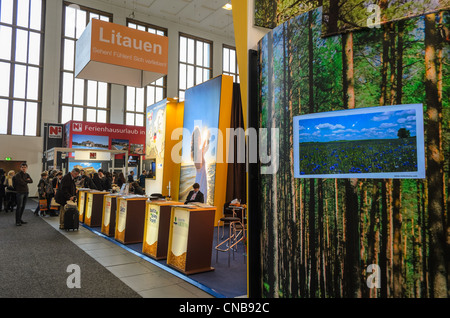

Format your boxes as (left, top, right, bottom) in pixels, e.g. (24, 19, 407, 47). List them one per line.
(191, 125, 211, 204)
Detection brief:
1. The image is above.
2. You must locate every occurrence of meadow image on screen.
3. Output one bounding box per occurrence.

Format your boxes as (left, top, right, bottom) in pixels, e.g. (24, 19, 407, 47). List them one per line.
(294, 104, 425, 179)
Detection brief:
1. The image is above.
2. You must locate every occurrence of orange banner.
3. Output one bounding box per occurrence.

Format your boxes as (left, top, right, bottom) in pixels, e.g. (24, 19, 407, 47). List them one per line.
(90, 19, 168, 74)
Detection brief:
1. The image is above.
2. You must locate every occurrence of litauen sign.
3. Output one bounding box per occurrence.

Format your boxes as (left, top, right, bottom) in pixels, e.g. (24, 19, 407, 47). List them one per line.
(75, 19, 168, 88)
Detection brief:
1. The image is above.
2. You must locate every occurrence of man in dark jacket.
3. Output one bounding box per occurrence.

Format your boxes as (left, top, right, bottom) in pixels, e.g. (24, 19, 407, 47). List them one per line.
(55, 168, 80, 229)
(13, 163, 33, 226)
(184, 183, 205, 204)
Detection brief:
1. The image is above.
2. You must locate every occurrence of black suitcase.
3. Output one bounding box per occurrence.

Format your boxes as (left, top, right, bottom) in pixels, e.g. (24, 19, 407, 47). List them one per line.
(63, 204, 79, 231)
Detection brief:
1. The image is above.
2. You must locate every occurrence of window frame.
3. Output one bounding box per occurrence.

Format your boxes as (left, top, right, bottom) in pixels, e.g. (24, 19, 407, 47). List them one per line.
(0, 0, 46, 136)
(222, 44, 239, 83)
(124, 18, 168, 127)
(59, 1, 113, 124)
(178, 32, 213, 100)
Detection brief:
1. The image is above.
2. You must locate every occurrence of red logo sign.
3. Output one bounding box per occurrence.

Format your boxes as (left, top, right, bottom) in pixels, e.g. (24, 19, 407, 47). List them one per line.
(73, 123, 83, 132)
(49, 125, 62, 138)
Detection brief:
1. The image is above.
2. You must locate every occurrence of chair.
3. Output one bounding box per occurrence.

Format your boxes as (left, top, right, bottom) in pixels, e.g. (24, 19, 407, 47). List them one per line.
(215, 206, 246, 267)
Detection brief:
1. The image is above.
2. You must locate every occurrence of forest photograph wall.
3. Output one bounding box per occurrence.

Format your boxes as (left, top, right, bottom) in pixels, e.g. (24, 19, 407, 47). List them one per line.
(257, 6, 449, 298)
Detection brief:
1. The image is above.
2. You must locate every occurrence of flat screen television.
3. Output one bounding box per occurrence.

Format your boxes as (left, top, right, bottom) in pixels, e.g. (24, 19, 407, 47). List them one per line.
(293, 104, 425, 179)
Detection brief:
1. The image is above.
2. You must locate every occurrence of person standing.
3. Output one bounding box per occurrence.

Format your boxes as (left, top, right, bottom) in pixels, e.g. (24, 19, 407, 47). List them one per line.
(0, 169, 5, 212)
(4, 170, 16, 213)
(13, 163, 33, 226)
(55, 168, 80, 229)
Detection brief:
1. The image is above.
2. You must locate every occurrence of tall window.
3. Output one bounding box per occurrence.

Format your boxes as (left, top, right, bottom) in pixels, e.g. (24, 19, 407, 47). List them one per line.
(178, 33, 212, 100)
(125, 19, 167, 126)
(0, 0, 45, 136)
(60, 2, 112, 124)
(223, 45, 239, 83)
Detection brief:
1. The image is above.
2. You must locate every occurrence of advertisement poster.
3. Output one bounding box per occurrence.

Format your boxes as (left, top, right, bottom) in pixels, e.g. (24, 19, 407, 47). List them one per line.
(85, 193, 93, 220)
(179, 77, 222, 205)
(293, 104, 425, 179)
(78, 191, 86, 217)
(144, 204, 160, 256)
(103, 196, 112, 228)
(117, 199, 127, 233)
(168, 208, 190, 271)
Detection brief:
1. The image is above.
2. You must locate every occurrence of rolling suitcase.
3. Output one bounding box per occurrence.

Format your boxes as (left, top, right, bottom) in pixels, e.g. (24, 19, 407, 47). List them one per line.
(63, 204, 79, 231)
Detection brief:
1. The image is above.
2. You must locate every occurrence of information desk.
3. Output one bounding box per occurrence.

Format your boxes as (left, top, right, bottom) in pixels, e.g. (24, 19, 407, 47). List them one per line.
(142, 200, 180, 260)
(77, 189, 91, 223)
(167, 206, 216, 275)
(101, 193, 121, 237)
(114, 195, 147, 244)
(84, 191, 109, 227)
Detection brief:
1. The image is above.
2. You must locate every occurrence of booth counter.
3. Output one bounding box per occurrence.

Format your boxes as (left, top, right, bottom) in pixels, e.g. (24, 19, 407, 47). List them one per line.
(167, 206, 216, 275)
(101, 193, 122, 237)
(84, 191, 109, 227)
(142, 200, 180, 260)
(114, 195, 147, 244)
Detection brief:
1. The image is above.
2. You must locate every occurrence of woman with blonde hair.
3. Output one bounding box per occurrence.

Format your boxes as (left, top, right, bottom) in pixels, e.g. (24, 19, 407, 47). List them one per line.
(4, 170, 16, 213)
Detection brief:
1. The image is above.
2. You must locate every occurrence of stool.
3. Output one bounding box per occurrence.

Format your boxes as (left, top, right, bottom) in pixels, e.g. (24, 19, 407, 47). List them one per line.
(215, 216, 245, 267)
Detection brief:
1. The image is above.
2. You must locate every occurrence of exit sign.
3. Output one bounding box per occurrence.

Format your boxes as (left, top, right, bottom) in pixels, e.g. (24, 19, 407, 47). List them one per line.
(5, 157, 11, 161)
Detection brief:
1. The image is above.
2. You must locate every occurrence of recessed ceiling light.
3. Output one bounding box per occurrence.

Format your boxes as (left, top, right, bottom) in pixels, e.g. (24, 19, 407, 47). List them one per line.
(222, 3, 232, 10)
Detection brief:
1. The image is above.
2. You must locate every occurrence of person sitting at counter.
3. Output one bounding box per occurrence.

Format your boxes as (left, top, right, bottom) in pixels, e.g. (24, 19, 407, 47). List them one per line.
(184, 183, 204, 204)
(131, 181, 145, 195)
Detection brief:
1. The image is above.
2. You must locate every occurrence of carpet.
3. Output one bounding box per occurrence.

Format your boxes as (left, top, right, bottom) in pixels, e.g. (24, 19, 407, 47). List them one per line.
(0, 206, 141, 298)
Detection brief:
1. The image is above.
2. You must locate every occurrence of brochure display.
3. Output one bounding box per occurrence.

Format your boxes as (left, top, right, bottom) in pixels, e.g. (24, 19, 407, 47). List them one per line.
(142, 200, 179, 260)
(101, 193, 121, 237)
(84, 191, 109, 227)
(77, 189, 91, 222)
(167, 206, 216, 275)
(114, 195, 147, 244)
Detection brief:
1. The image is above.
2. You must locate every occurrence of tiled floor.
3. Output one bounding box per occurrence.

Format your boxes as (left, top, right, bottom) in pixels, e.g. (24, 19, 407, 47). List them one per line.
(43, 216, 214, 298)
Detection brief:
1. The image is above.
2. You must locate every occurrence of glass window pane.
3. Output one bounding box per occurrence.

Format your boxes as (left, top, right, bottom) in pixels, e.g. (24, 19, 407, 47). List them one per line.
(1, 0, 13, 24)
(196, 42, 203, 66)
(30, 0, 42, 31)
(137, 25, 145, 31)
(11, 101, 25, 135)
(187, 65, 194, 89)
(61, 106, 72, 124)
(126, 87, 135, 111)
(179, 64, 186, 90)
(97, 110, 107, 123)
(89, 13, 99, 21)
(17, 0, 30, 28)
(25, 102, 37, 136)
(187, 38, 195, 64)
(87, 80, 97, 106)
(100, 15, 109, 22)
(63, 39, 74, 71)
(97, 82, 107, 108)
(223, 48, 229, 72)
(196, 67, 203, 85)
(126, 112, 134, 126)
(76, 10, 87, 39)
(26, 66, 39, 100)
(179, 90, 185, 101)
(135, 114, 144, 127)
(0, 99, 8, 134)
(0, 26, 12, 60)
(13, 64, 26, 98)
(204, 44, 210, 67)
(28, 32, 41, 65)
(204, 69, 210, 81)
(86, 108, 96, 122)
(73, 78, 84, 105)
(62, 72, 74, 104)
(73, 107, 83, 121)
(147, 86, 155, 106)
(65, 6, 76, 38)
(155, 87, 163, 103)
(180, 36, 186, 63)
(0, 62, 10, 97)
(155, 77, 164, 86)
(230, 51, 236, 73)
(15, 29, 28, 63)
(136, 87, 144, 112)
(128, 23, 136, 29)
